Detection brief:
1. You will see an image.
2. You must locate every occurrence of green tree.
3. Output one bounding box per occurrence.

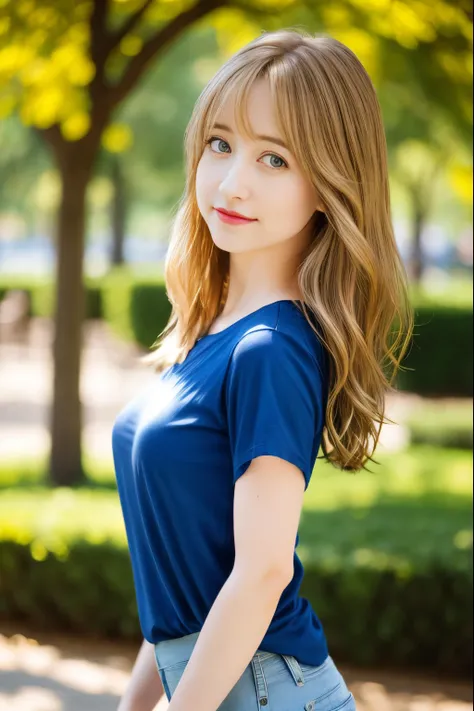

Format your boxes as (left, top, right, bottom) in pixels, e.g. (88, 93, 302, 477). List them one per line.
(1, 0, 233, 486)
(94, 24, 220, 265)
(0, 0, 471, 486)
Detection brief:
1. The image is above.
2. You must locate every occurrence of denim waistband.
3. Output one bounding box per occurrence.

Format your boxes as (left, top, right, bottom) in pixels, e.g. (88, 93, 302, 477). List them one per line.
(154, 630, 201, 669)
(154, 630, 333, 691)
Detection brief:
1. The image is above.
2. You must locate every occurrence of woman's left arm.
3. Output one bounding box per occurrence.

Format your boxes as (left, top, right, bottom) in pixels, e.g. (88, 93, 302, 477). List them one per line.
(167, 454, 306, 711)
(167, 567, 287, 711)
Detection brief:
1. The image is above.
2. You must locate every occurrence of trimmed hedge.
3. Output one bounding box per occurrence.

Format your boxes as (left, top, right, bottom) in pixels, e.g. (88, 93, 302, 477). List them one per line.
(405, 400, 473, 449)
(99, 276, 473, 397)
(100, 267, 170, 345)
(0, 271, 472, 396)
(0, 533, 470, 676)
(0, 275, 103, 320)
(396, 303, 473, 397)
(0, 445, 472, 679)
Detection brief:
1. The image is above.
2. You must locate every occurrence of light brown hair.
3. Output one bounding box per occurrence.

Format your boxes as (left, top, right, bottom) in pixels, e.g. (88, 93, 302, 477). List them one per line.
(141, 28, 414, 472)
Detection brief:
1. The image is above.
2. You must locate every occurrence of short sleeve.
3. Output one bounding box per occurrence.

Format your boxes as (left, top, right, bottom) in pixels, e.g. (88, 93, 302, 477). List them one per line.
(224, 328, 327, 491)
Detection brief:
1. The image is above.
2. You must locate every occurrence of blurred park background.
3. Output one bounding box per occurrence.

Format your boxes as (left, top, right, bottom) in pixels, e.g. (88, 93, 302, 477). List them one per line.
(0, 1, 472, 710)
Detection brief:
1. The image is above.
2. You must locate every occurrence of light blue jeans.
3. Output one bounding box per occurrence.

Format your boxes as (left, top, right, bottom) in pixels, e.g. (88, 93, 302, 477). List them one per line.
(154, 631, 356, 710)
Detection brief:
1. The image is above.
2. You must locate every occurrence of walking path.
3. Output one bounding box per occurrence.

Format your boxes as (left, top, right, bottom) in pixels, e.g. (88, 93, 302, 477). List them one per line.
(0, 318, 154, 464)
(0, 625, 471, 711)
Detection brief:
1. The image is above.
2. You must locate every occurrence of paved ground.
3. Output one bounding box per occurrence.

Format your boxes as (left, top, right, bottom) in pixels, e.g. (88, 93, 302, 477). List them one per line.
(0, 625, 472, 711)
(0, 317, 472, 710)
(0, 318, 154, 464)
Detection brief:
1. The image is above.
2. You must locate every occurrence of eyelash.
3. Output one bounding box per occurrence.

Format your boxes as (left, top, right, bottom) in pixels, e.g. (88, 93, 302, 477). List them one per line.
(205, 136, 289, 170)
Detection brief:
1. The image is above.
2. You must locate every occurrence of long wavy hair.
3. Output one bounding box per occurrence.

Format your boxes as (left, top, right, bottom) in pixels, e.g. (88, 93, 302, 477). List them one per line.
(141, 27, 414, 472)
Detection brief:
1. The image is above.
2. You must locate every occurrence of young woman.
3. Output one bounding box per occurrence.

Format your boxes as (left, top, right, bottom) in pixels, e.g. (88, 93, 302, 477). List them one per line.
(113, 27, 413, 711)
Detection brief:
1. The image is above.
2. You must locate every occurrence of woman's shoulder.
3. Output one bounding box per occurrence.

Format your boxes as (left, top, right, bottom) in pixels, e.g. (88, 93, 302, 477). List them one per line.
(278, 300, 329, 375)
(232, 300, 328, 378)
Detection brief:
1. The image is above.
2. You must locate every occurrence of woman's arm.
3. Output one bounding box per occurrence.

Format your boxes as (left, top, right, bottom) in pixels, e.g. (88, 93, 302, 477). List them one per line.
(166, 568, 286, 711)
(118, 637, 168, 711)
(165, 456, 303, 711)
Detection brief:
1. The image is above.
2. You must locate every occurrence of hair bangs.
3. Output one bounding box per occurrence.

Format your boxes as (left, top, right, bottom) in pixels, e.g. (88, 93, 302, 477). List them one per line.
(200, 62, 273, 148)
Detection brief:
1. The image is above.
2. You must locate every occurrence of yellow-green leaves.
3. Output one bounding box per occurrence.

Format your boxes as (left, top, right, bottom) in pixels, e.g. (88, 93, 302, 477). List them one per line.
(101, 122, 133, 152)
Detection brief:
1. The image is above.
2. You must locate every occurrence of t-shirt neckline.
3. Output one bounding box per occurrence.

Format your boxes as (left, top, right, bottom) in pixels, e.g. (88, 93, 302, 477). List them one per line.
(197, 299, 303, 342)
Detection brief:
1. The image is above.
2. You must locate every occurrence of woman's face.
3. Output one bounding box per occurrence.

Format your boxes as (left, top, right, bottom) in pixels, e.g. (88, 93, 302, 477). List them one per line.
(196, 77, 321, 254)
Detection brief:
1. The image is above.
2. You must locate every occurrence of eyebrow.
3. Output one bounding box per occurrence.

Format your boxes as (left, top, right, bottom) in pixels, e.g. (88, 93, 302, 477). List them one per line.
(212, 122, 290, 152)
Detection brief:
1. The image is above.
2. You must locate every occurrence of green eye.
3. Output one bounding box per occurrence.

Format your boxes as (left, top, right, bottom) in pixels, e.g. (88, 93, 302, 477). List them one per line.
(205, 136, 288, 170)
(206, 137, 231, 153)
(261, 154, 287, 169)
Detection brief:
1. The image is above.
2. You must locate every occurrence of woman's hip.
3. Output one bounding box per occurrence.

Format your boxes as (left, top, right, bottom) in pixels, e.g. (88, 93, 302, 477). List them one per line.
(153, 631, 356, 710)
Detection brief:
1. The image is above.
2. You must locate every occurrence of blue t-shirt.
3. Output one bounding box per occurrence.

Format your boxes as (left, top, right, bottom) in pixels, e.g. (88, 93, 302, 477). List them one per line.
(112, 299, 330, 666)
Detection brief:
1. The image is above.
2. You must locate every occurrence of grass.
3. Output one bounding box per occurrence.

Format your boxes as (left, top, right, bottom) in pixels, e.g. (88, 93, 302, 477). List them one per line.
(0, 444, 471, 572)
(301, 445, 473, 572)
(404, 399, 473, 448)
(408, 270, 473, 309)
(0, 443, 471, 499)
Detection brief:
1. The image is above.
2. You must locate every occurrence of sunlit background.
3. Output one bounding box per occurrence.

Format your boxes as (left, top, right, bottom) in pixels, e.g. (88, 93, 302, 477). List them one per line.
(0, 1, 472, 710)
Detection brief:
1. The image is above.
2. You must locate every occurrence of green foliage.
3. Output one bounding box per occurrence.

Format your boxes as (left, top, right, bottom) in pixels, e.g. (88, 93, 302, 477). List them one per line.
(102, 273, 474, 399)
(108, 25, 218, 213)
(301, 561, 472, 674)
(0, 0, 471, 147)
(100, 265, 169, 343)
(396, 303, 473, 396)
(0, 0, 471, 255)
(130, 282, 170, 348)
(405, 400, 473, 449)
(0, 115, 52, 213)
(0, 274, 103, 319)
(1, 271, 473, 396)
(107, 276, 474, 397)
(0, 445, 471, 675)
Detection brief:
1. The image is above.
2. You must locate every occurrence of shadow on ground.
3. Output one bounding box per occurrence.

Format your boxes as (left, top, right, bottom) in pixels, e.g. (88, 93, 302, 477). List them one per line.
(0, 625, 472, 711)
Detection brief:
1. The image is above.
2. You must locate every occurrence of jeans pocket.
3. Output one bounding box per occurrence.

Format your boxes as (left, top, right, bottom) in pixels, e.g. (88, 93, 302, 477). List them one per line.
(332, 691, 356, 710)
(303, 689, 355, 711)
(296, 654, 333, 682)
(297, 656, 354, 711)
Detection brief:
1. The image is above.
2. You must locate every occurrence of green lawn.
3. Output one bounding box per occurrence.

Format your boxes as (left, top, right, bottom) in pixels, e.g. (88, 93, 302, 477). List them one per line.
(0, 444, 471, 573)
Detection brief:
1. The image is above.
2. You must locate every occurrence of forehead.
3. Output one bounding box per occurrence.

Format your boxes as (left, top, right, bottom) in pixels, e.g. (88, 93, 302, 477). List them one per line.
(213, 77, 281, 141)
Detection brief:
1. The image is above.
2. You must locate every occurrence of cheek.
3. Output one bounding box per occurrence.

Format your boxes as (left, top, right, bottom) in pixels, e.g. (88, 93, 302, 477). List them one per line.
(196, 156, 220, 199)
(288, 176, 316, 213)
(263, 179, 316, 231)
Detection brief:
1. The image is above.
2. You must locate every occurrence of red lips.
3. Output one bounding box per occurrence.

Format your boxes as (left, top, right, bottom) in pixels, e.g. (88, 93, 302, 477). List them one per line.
(215, 207, 256, 221)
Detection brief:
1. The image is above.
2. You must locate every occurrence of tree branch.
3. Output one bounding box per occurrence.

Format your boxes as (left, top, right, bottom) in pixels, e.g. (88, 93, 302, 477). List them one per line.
(107, 0, 155, 55)
(108, 0, 224, 109)
(90, 0, 109, 74)
(228, 0, 284, 20)
(89, 0, 112, 110)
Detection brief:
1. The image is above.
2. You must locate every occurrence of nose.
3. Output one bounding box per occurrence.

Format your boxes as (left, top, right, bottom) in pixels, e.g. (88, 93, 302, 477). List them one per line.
(218, 156, 251, 201)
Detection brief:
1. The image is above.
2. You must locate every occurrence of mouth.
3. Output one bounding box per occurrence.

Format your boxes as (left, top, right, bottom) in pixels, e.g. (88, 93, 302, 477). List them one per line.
(214, 207, 257, 222)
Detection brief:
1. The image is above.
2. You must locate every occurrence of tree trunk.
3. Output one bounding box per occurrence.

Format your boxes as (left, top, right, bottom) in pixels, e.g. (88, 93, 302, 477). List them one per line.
(47, 162, 92, 487)
(111, 154, 126, 266)
(39, 0, 222, 486)
(411, 202, 425, 285)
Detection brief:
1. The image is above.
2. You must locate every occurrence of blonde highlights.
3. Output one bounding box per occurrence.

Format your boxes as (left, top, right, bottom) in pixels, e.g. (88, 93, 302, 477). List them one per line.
(141, 28, 414, 472)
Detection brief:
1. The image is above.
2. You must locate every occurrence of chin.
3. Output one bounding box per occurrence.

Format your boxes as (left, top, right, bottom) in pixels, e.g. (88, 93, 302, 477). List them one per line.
(210, 233, 248, 254)
(211, 233, 235, 249)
